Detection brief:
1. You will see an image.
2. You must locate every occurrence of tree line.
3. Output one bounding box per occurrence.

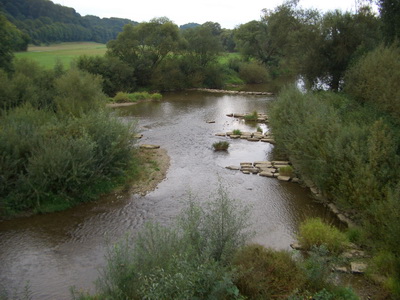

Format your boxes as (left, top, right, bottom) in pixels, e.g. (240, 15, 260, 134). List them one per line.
(0, 0, 137, 45)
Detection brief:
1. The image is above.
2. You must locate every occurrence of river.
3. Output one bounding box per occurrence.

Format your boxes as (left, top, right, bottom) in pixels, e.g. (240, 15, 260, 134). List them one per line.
(0, 90, 338, 299)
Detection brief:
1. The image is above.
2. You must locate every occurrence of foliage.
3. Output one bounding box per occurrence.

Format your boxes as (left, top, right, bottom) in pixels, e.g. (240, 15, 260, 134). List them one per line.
(213, 141, 230, 151)
(238, 61, 270, 84)
(379, 0, 400, 43)
(107, 18, 181, 87)
(0, 106, 136, 215)
(54, 68, 106, 116)
(113, 91, 162, 103)
(345, 44, 400, 122)
(269, 85, 400, 297)
(0, 14, 28, 72)
(233, 244, 306, 299)
(279, 165, 293, 177)
(298, 218, 348, 254)
(0, 60, 136, 216)
(232, 129, 242, 135)
(76, 54, 135, 96)
(76, 184, 251, 299)
(244, 111, 258, 121)
(1, 0, 137, 45)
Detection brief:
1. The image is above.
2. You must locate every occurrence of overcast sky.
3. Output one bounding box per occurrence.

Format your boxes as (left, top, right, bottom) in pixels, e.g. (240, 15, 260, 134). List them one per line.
(52, 0, 375, 29)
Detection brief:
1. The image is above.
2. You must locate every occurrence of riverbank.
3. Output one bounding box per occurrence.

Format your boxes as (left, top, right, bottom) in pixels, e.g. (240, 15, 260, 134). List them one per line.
(129, 147, 170, 196)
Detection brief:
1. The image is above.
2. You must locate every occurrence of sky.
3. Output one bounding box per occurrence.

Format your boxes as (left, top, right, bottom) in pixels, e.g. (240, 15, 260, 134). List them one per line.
(52, 0, 375, 29)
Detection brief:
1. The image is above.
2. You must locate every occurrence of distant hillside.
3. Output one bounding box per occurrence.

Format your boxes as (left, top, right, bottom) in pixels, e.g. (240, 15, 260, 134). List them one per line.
(0, 0, 137, 45)
(180, 22, 200, 30)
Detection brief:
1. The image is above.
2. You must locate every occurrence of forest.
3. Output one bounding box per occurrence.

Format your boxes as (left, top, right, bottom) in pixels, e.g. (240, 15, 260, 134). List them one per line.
(0, 0, 137, 45)
(1, 0, 400, 299)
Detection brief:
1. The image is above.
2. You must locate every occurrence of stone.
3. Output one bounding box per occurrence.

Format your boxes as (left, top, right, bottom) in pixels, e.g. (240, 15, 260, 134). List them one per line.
(328, 203, 340, 214)
(332, 265, 349, 273)
(291, 177, 300, 183)
(206, 120, 215, 123)
(273, 173, 280, 178)
(290, 243, 302, 250)
(259, 171, 274, 177)
(215, 133, 226, 136)
(278, 176, 291, 182)
(233, 113, 245, 118)
(134, 134, 143, 139)
(225, 166, 240, 171)
(351, 262, 367, 274)
(241, 167, 259, 174)
(247, 138, 260, 142)
(226, 113, 233, 117)
(261, 138, 276, 144)
(241, 170, 251, 174)
(140, 144, 160, 149)
(341, 250, 366, 259)
(230, 135, 241, 139)
(254, 161, 271, 165)
(240, 162, 253, 166)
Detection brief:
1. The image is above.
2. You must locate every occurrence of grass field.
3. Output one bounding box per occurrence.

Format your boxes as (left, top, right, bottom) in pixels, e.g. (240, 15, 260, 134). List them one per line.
(15, 42, 107, 69)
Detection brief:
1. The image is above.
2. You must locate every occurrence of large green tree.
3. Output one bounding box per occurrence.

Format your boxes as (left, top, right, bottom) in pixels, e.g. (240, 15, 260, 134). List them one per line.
(0, 14, 28, 72)
(107, 17, 181, 86)
(379, 0, 400, 43)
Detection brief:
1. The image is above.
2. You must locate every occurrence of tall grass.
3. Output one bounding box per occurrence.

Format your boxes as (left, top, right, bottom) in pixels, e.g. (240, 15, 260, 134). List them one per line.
(76, 184, 251, 299)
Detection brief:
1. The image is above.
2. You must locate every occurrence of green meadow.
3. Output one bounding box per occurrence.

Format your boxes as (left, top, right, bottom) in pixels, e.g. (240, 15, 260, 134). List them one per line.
(15, 42, 107, 68)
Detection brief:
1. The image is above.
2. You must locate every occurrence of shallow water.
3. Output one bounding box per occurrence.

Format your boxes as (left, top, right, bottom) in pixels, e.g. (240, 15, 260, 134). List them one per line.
(0, 90, 338, 299)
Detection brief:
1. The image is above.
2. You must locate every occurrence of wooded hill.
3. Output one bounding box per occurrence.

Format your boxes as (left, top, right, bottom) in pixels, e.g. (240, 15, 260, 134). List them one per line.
(0, 0, 138, 45)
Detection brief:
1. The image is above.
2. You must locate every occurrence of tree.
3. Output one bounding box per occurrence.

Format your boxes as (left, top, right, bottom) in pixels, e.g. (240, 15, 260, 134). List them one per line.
(182, 23, 223, 67)
(107, 18, 181, 87)
(0, 14, 28, 72)
(379, 0, 400, 43)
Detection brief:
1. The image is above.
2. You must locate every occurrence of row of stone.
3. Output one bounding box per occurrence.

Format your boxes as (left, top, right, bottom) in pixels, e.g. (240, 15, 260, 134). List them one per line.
(193, 88, 274, 96)
(215, 131, 276, 144)
(226, 161, 299, 182)
(226, 112, 269, 123)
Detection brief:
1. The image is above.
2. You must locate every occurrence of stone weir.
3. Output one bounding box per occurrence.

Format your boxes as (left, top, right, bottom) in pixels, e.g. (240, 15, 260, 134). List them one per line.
(191, 88, 274, 96)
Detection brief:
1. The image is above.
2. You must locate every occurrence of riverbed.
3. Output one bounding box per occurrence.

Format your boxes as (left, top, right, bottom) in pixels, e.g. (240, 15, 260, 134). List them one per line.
(0, 90, 338, 299)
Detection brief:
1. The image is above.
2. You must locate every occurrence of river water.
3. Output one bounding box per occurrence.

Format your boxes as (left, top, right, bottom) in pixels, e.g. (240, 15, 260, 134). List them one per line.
(0, 90, 338, 299)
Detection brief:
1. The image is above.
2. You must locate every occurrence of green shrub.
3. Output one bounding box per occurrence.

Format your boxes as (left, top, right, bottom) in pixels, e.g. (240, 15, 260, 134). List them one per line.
(244, 111, 258, 121)
(233, 244, 305, 299)
(84, 184, 251, 299)
(279, 165, 294, 177)
(213, 141, 230, 151)
(298, 218, 348, 254)
(238, 62, 270, 84)
(113, 91, 131, 103)
(256, 126, 263, 133)
(232, 129, 242, 135)
(345, 44, 400, 122)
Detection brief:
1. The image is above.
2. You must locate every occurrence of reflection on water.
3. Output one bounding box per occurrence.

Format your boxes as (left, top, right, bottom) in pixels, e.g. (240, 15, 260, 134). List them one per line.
(0, 90, 337, 300)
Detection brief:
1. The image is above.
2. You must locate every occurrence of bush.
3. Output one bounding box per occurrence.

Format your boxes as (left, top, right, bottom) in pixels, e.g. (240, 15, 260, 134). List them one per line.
(113, 91, 131, 103)
(238, 62, 270, 84)
(0, 107, 136, 215)
(233, 244, 305, 299)
(243, 111, 258, 121)
(82, 184, 251, 299)
(213, 141, 230, 151)
(298, 218, 348, 254)
(279, 165, 294, 177)
(232, 129, 242, 135)
(345, 44, 400, 122)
